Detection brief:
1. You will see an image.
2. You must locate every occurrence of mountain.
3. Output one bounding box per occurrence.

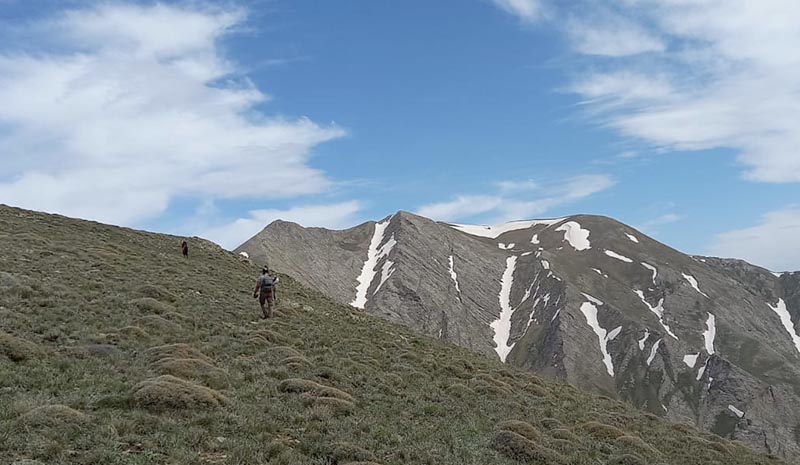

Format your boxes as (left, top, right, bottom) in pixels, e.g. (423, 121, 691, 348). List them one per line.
(238, 210, 800, 460)
(1, 203, 786, 465)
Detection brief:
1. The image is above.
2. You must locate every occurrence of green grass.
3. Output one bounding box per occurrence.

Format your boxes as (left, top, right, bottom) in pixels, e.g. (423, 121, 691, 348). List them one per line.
(0, 205, 788, 465)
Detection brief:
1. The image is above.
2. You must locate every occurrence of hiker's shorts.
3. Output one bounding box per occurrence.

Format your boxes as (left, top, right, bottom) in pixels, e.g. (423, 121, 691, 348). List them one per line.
(259, 291, 274, 305)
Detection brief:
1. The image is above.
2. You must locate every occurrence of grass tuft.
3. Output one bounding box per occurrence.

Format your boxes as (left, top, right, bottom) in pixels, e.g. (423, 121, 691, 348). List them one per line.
(491, 430, 566, 464)
(0, 331, 40, 362)
(132, 375, 227, 410)
(278, 378, 355, 402)
(18, 405, 87, 427)
(150, 357, 229, 389)
(496, 420, 542, 441)
(579, 421, 627, 440)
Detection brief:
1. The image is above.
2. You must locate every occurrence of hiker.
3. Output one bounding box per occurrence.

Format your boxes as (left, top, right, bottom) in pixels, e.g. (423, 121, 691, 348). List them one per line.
(253, 267, 279, 319)
(181, 240, 189, 258)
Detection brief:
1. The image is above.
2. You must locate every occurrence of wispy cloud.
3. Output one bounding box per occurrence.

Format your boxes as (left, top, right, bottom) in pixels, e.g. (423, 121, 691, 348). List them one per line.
(566, 13, 665, 57)
(0, 3, 345, 226)
(417, 174, 614, 223)
(637, 213, 682, 235)
(493, 0, 800, 184)
(564, 0, 800, 183)
(709, 207, 800, 272)
(491, 0, 544, 22)
(495, 179, 539, 193)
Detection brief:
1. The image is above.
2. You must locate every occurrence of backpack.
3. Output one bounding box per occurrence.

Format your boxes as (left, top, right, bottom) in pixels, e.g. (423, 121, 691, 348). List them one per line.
(260, 276, 275, 292)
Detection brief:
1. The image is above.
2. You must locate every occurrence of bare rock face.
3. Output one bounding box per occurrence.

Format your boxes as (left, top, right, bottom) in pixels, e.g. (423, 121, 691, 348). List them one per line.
(237, 211, 800, 460)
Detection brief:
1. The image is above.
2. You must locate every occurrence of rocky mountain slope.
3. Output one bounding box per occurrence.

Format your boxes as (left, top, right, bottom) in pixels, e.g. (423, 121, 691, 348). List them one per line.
(1, 203, 786, 465)
(239, 211, 800, 460)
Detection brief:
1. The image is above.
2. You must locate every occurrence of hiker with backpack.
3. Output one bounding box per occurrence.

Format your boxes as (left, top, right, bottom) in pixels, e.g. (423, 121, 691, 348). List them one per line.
(181, 240, 189, 258)
(253, 267, 279, 319)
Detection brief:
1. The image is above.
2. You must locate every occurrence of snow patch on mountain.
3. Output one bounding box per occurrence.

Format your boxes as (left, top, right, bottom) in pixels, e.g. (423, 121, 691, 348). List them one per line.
(582, 292, 604, 306)
(605, 250, 633, 263)
(634, 290, 679, 340)
(768, 298, 800, 355)
(683, 273, 709, 298)
(448, 255, 461, 295)
(519, 275, 539, 307)
(728, 405, 745, 418)
(641, 262, 658, 284)
(684, 353, 699, 368)
(704, 313, 716, 355)
(374, 257, 395, 295)
(523, 292, 550, 335)
(352, 217, 395, 308)
(491, 255, 518, 362)
(450, 219, 564, 239)
(590, 268, 609, 278)
(531, 234, 540, 244)
(498, 243, 515, 250)
(555, 221, 591, 251)
(579, 299, 616, 377)
(541, 260, 550, 270)
(626, 233, 640, 243)
(697, 359, 709, 381)
(638, 329, 650, 351)
(647, 339, 662, 366)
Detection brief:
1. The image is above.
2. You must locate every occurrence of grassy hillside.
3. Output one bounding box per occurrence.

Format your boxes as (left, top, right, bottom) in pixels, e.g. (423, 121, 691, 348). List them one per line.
(0, 205, 786, 465)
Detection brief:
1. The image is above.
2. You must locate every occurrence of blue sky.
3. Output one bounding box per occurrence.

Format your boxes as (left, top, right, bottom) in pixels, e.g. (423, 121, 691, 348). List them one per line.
(1, 0, 800, 270)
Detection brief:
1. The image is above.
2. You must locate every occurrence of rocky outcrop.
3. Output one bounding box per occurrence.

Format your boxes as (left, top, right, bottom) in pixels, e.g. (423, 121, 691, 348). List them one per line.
(237, 211, 800, 460)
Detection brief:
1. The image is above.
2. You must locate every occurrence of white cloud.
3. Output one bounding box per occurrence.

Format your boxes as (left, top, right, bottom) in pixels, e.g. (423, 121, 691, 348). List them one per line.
(637, 212, 682, 235)
(200, 201, 363, 250)
(491, 0, 544, 21)
(709, 207, 800, 272)
(563, 0, 800, 182)
(417, 195, 504, 222)
(496, 179, 539, 193)
(0, 3, 345, 226)
(567, 13, 666, 57)
(416, 174, 614, 223)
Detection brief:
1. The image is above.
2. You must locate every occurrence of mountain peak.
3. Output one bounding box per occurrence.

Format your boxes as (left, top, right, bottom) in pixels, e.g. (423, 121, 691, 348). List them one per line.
(238, 209, 800, 460)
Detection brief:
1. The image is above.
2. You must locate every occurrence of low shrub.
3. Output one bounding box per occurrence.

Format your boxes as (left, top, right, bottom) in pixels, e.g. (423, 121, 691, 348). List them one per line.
(278, 378, 354, 402)
(491, 430, 566, 464)
(579, 421, 626, 440)
(129, 297, 174, 314)
(18, 405, 88, 427)
(151, 357, 229, 389)
(132, 375, 227, 409)
(606, 453, 646, 465)
(147, 343, 213, 364)
(0, 331, 40, 362)
(496, 420, 542, 441)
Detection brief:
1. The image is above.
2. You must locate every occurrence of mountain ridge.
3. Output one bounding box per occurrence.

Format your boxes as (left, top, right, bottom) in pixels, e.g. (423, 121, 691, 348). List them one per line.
(238, 209, 800, 460)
